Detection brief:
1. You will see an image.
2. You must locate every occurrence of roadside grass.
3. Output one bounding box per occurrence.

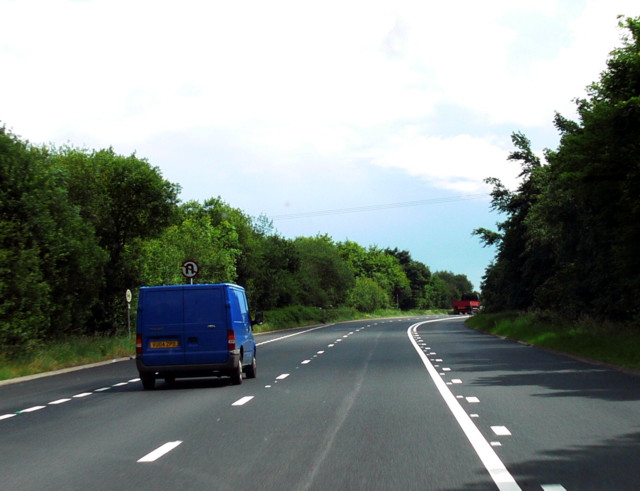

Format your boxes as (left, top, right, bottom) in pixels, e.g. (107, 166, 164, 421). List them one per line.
(1, 307, 447, 381)
(466, 311, 640, 371)
(0, 334, 134, 382)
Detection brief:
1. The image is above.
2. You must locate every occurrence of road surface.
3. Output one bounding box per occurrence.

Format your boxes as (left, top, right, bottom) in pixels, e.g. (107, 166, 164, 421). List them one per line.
(2, 316, 639, 490)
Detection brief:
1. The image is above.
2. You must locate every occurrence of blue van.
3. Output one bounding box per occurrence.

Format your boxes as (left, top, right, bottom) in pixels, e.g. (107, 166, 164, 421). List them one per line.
(136, 283, 260, 390)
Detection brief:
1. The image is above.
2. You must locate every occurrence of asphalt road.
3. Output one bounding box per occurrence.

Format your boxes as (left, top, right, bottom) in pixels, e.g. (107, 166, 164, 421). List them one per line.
(1, 316, 639, 490)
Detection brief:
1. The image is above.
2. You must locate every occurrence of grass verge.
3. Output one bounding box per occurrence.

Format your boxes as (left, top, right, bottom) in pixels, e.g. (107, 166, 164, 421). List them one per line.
(0, 334, 134, 382)
(466, 311, 640, 371)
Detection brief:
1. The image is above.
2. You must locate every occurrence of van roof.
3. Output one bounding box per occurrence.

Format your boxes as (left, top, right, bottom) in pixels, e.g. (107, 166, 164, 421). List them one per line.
(140, 283, 243, 291)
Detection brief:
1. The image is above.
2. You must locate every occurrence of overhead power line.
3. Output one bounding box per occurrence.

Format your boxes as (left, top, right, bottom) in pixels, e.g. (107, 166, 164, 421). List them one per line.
(271, 193, 488, 221)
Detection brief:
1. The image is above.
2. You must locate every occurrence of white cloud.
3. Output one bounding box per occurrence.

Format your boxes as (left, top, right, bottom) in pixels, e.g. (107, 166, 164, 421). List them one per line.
(1, 0, 637, 194)
(371, 132, 516, 193)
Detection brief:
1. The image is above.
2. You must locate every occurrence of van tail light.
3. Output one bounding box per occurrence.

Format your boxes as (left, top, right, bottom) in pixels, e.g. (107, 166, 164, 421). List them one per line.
(136, 334, 143, 355)
(227, 330, 236, 350)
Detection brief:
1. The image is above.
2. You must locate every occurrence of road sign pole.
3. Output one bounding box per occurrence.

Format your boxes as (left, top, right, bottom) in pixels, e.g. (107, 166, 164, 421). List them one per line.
(126, 289, 132, 337)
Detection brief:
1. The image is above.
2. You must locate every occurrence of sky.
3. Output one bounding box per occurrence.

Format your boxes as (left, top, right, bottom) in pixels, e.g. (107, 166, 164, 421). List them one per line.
(1, 0, 638, 290)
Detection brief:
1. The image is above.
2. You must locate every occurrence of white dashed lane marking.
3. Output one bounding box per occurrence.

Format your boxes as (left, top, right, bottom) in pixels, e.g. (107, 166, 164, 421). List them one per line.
(231, 396, 254, 406)
(2, 377, 141, 422)
(49, 398, 71, 405)
(138, 441, 182, 463)
(491, 426, 512, 436)
(19, 406, 46, 413)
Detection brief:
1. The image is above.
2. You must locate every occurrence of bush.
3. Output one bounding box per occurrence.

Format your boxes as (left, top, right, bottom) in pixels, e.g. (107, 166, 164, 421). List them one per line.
(346, 277, 390, 313)
(254, 305, 358, 332)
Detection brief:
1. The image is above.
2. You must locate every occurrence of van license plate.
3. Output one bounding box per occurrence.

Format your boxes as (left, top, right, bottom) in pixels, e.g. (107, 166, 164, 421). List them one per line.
(150, 341, 179, 348)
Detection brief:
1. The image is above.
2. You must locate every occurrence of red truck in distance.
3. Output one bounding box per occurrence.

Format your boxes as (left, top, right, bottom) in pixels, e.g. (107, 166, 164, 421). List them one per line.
(452, 293, 481, 315)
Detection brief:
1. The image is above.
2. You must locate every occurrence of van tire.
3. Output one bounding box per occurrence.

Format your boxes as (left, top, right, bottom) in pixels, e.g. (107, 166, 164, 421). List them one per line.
(231, 361, 243, 385)
(141, 375, 155, 390)
(246, 354, 257, 379)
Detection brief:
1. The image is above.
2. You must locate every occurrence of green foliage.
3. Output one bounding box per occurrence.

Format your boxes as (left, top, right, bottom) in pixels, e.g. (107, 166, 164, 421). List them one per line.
(0, 128, 108, 356)
(431, 271, 474, 309)
(477, 17, 640, 323)
(50, 146, 180, 331)
(254, 305, 358, 332)
(0, 125, 475, 359)
(347, 277, 390, 312)
(136, 202, 240, 285)
(292, 235, 355, 308)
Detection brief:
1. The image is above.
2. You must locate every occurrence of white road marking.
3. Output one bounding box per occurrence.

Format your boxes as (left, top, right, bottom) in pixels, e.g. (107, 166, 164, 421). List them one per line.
(232, 396, 254, 406)
(492, 426, 512, 436)
(317, 351, 325, 354)
(112, 382, 128, 387)
(491, 441, 502, 447)
(19, 406, 46, 413)
(94, 387, 110, 392)
(541, 485, 566, 491)
(452, 379, 463, 384)
(49, 398, 72, 405)
(128, 378, 140, 383)
(301, 360, 311, 364)
(0, 414, 16, 420)
(138, 441, 182, 462)
(443, 367, 451, 371)
(328, 344, 335, 347)
(408, 320, 521, 491)
(466, 397, 480, 403)
(276, 374, 289, 380)
(256, 324, 333, 346)
(73, 392, 92, 398)
(470, 414, 479, 418)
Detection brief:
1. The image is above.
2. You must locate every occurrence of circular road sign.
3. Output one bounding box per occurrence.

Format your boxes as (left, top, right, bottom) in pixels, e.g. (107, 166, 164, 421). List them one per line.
(181, 260, 200, 279)
(125, 289, 132, 303)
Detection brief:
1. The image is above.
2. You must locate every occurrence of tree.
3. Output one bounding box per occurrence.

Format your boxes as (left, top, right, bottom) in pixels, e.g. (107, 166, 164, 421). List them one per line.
(51, 147, 180, 331)
(385, 248, 432, 309)
(476, 17, 640, 321)
(293, 235, 354, 308)
(0, 128, 106, 354)
(136, 202, 240, 286)
(432, 271, 474, 309)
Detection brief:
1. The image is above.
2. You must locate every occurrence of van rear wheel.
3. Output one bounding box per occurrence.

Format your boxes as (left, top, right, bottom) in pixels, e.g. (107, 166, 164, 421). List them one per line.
(141, 374, 155, 390)
(231, 360, 243, 385)
(245, 354, 257, 379)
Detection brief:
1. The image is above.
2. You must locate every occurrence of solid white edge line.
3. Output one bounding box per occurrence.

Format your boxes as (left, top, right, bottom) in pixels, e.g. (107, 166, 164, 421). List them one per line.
(137, 441, 183, 462)
(0, 414, 17, 420)
(408, 319, 521, 491)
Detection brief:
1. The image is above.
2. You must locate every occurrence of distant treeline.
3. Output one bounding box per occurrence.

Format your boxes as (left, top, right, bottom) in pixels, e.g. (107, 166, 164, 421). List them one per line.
(474, 17, 640, 325)
(0, 128, 472, 356)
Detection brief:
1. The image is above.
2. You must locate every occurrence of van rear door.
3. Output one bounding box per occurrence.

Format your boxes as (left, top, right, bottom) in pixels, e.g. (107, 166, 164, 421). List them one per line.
(183, 286, 229, 365)
(140, 287, 185, 366)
